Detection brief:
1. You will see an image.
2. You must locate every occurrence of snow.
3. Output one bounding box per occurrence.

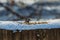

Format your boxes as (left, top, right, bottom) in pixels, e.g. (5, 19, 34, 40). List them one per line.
(0, 0, 7, 3)
(0, 19, 60, 32)
(0, 7, 5, 11)
(15, 0, 39, 5)
(48, 19, 60, 24)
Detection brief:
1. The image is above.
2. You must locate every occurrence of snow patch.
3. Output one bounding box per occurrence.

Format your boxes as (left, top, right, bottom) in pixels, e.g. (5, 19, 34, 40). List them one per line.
(48, 19, 60, 24)
(0, 19, 60, 32)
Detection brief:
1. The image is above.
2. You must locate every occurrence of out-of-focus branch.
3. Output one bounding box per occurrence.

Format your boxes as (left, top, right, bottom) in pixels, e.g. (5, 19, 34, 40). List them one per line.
(0, 3, 27, 19)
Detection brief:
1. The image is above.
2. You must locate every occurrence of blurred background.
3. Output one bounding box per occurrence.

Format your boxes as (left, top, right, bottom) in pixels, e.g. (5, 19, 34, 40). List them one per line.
(0, 0, 60, 21)
(0, 1, 60, 40)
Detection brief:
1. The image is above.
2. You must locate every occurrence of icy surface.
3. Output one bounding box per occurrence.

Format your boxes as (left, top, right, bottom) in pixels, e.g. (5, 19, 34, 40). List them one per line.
(0, 19, 60, 31)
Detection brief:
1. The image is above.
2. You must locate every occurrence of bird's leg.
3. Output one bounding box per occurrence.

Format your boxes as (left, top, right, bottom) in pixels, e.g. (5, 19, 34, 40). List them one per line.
(25, 18, 30, 24)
